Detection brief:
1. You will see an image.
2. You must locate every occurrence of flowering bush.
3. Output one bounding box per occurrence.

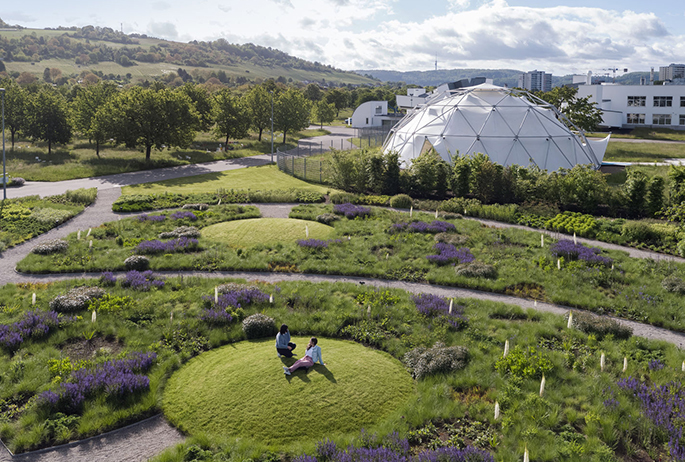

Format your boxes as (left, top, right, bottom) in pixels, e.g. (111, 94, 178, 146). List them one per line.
(298, 239, 329, 249)
(8, 177, 25, 187)
(171, 211, 198, 221)
(121, 270, 165, 291)
(49, 286, 105, 312)
(618, 376, 685, 461)
(40, 352, 156, 409)
(30, 208, 73, 225)
(242, 313, 275, 339)
(136, 214, 166, 223)
(426, 243, 474, 265)
(333, 203, 371, 219)
(404, 342, 470, 380)
(662, 276, 685, 294)
(570, 310, 632, 340)
(99, 271, 117, 287)
(31, 239, 69, 255)
(0, 310, 62, 349)
(158, 226, 201, 239)
(135, 237, 199, 254)
(551, 240, 612, 267)
(412, 294, 467, 330)
(455, 261, 497, 279)
(391, 220, 456, 234)
(200, 308, 233, 326)
(124, 255, 150, 271)
(214, 288, 270, 309)
(316, 213, 339, 225)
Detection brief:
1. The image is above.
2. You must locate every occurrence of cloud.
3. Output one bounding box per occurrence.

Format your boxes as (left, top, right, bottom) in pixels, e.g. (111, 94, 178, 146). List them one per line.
(3, 11, 37, 23)
(448, 0, 470, 11)
(270, 0, 294, 8)
(329, 0, 350, 5)
(300, 17, 316, 28)
(218, 4, 231, 12)
(147, 21, 179, 40)
(152, 2, 171, 10)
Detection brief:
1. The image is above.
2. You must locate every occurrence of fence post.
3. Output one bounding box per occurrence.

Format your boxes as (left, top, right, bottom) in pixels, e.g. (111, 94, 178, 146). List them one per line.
(304, 157, 307, 180)
(292, 155, 295, 176)
(320, 161, 322, 183)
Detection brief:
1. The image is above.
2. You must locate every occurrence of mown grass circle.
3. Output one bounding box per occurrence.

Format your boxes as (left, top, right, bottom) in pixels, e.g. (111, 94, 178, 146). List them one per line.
(162, 337, 414, 446)
(201, 218, 333, 247)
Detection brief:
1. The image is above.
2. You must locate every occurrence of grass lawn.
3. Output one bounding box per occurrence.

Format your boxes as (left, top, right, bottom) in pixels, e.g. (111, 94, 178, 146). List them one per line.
(5, 129, 328, 182)
(588, 127, 685, 142)
(162, 338, 414, 446)
(202, 218, 333, 247)
(603, 141, 685, 162)
(122, 165, 332, 196)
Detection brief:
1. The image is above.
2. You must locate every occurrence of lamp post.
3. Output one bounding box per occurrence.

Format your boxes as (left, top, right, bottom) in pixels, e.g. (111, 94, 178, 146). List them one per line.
(270, 91, 274, 163)
(1, 88, 5, 201)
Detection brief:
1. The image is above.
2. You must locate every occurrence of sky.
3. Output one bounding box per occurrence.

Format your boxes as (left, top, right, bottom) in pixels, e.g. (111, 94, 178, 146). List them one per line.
(2, 0, 685, 75)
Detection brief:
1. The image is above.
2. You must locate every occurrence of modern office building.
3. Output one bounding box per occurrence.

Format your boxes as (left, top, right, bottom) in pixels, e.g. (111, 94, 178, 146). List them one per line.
(518, 70, 553, 92)
(659, 64, 685, 82)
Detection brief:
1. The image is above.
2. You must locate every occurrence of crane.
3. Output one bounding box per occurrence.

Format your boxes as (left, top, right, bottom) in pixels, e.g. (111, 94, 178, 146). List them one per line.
(603, 67, 628, 83)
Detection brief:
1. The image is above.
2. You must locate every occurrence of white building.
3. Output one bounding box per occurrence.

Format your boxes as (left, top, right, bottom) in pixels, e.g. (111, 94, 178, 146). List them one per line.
(577, 83, 685, 129)
(348, 100, 402, 129)
(659, 64, 685, 82)
(518, 70, 552, 92)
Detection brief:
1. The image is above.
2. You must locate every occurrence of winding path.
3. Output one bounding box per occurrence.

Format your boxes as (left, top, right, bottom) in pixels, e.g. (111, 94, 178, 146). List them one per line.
(3, 134, 685, 460)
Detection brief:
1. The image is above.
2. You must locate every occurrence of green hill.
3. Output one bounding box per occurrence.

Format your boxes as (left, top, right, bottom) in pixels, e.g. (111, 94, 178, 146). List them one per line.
(0, 23, 376, 86)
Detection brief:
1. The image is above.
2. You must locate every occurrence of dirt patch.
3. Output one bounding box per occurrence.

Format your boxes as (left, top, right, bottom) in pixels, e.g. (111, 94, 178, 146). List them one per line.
(62, 336, 124, 361)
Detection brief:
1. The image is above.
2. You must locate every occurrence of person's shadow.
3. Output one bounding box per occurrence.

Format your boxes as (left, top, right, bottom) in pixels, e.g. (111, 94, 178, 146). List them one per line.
(311, 365, 337, 383)
(280, 358, 336, 383)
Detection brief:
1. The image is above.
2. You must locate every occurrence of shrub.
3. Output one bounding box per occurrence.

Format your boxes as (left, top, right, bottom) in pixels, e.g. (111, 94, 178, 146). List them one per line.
(8, 177, 25, 187)
(121, 270, 165, 291)
(64, 188, 97, 205)
(31, 239, 69, 255)
(456, 261, 497, 279)
(29, 208, 73, 225)
(49, 286, 106, 312)
(0, 310, 61, 350)
(124, 255, 150, 271)
(678, 240, 685, 258)
(389, 194, 413, 209)
(621, 221, 660, 244)
(298, 239, 329, 249)
(137, 214, 166, 223)
(440, 197, 481, 214)
(551, 240, 612, 267)
(412, 293, 467, 329)
(89, 294, 135, 313)
(403, 342, 469, 379)
(99, 272, 117, 287)
(570, 310, 633, 339)
(546, 212, 597, 238)
(182, 203, 209, 211)
(661, 276, 685, 294)
(316, 213, 339, 225)
(435, 233, 468, 246)
(200, 308, 233, 326)
(494, 346, 553, 379)
(170, 211, 198, 221)
(392, 220, 456, 234)
(217, 282, 259, 294)
(330, 192, 358, 204)
(242, 313, 276, 339)
(426, 243, 474, 265)
(333, 203, 371, 219)
(158, 226, 201, 239)
(135, 237, 199, 254)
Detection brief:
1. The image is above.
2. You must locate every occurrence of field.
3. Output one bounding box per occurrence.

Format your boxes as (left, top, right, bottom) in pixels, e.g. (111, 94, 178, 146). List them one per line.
(604, 141, 685, 162)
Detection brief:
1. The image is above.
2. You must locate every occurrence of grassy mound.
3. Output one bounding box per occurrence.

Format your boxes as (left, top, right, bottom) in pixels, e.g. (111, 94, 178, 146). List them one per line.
(162, 337, 414, 446)
(201, 218, 333, 247)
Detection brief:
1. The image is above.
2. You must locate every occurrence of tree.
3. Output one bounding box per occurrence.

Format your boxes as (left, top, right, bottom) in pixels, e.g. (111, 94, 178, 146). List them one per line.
(0, 78, 26, 149)
(102, 86, 199, 161)
(324, 88, 349, 117)
(212, 89, 250, 147)
(25, 87, 72, 154)
(178, 83, 214, 132)
(311, 100, 335, 128)
(244, 85, 272, 141)
(72, 82, 118, 157)
(274, 88, 311, 144)
(303, 83, 322, 101)
(533, 86, 603, 132)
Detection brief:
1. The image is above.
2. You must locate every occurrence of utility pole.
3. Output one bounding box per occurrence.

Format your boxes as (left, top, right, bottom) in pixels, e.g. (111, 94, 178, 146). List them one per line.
(1, 88, 5, 201)
(270, 91, 274, 163)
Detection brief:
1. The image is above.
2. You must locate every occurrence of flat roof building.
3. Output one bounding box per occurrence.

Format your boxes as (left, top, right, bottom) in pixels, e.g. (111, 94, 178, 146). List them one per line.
(518, 70, 552, 92)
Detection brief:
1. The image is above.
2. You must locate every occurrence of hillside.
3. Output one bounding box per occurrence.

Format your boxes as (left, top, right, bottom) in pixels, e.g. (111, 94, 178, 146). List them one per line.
(0, 23, 376, 85)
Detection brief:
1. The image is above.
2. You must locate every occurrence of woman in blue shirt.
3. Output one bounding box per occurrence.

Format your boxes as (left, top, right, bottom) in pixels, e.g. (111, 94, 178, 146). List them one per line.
(276, 324, 296, 358)
(283, 337, 325, 375)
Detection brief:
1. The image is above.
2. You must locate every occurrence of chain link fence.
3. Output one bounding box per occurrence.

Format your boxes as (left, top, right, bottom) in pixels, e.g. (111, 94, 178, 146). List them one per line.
(276, 139, 339, 185)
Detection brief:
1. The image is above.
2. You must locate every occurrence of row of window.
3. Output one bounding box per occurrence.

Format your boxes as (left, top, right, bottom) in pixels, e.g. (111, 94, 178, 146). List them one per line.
(626, 113, 685, 125)
(627, 96, 685, 107)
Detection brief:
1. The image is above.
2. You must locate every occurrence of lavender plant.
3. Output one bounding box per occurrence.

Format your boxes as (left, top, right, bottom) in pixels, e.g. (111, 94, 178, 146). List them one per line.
(136, 214, 166, 223)
(135, 237, 199, 254)
(551, 240, 612, 266)
(170, 211, 198, 221)
(426, 243, 474, 265)
(412, 294, 467, 330)
(0, 310, 62, 349)
(333, 203, 371, 219)
(120, 270, 165, 291)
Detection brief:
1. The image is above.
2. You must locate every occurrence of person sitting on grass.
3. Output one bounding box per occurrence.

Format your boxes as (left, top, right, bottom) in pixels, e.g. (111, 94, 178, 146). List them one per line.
(283, 337, 325, 375)
(276, 324, 296, 358)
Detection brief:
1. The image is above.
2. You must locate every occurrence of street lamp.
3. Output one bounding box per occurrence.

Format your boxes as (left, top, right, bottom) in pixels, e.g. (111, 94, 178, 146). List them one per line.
(270, 91, 274, 163)
(1, 88, 5, 201)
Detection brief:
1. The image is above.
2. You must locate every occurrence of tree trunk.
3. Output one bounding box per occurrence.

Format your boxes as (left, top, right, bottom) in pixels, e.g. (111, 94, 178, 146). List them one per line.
(258, 128, 263, 142)
(10, 130, 15, 150)
(320, 121, 323, 129)
(48, 140, 52, 155)
(225, 133, 229, 150)
(95, 140, 100, 159)
(282, 130, 287, 144)
(146, 144, 152, 161)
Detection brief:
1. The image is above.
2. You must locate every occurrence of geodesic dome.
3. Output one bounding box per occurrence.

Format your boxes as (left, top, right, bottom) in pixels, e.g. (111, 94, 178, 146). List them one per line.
(383, 84, 609, 171)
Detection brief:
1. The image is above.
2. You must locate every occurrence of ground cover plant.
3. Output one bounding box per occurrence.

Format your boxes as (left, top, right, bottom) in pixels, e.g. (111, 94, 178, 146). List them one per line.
(19, 204, 685, 334)
(1, 277, 684, 461)
(0, 188, 96, 253)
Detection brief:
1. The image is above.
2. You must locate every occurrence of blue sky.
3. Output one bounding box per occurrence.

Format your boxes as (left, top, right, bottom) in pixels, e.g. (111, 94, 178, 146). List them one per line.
(2, 0, 684, 74)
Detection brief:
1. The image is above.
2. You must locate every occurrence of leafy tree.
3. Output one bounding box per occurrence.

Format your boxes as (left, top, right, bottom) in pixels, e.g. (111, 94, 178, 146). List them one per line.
(0, 78, 26, 149)
(178, 83, 214, 132)
(244, 85, 272, 141)
(43, 67, 51, 83)
(212, 89, 250, 147)
(533, 86, 603, 132)
(383, 151, 401, 196)
(25, 87, 72, 154)
(274, 88, 311, 144)
(552, 165, 609, 213)
(624, 170, 648, 217)
(0, 60, 5, 73)
(101, 86, 199, 161)
(668, 165, 685, 205)
(324, 88, 349, 116)
(71, 82, 118, 157)
(451, 156, 471, 197)
(646, 176, 665, 217)
(409, 149, 451, 198)
(303, 83, 322, 101)
(311, 100, 335, 128)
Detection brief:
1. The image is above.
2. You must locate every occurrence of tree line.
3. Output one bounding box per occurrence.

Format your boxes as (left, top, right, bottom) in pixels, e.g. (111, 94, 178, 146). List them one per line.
(0, 78, 343, 159)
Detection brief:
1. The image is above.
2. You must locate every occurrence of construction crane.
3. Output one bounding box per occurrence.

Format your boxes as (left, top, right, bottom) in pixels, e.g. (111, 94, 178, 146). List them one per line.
(603, 67, 628, 83)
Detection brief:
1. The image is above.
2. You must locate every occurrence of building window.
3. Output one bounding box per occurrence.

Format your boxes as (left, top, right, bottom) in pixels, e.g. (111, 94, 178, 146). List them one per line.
(654, 96, 673, 107)
(680, 115, 685, 125)
(627, 113, 645, 124)
(365, 118, 369, 125)
(681, 97, 685, 107)
(653, 114, 671, 125)
(375, 105, 382, 114)
(627, 96, 646, 107)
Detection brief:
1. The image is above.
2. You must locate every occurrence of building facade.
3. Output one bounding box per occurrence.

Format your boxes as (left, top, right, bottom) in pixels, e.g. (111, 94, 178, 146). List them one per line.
(659, 64, 685, 82)
(577, 83, 685, 129)
(518, 70, 553, 92)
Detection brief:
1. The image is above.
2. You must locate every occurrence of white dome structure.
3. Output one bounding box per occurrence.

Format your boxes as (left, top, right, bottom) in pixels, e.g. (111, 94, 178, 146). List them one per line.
(383, 84, 609, 171)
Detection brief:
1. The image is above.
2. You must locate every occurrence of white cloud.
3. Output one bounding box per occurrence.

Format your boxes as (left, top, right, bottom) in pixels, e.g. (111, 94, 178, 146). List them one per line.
(448, 0, 470, 11)
(147, 21, 179, 40)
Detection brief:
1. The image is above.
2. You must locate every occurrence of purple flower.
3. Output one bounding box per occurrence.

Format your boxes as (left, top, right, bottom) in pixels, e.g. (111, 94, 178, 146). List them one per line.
(298, 239, 328, 249)
(551, 240, 612, 266)
(0, 310, 62, 350)
(205, 288, 270, 310)
(333, 203, 371, 219)
(170, 211, 198, 221)
(135, 237, 199, 254)
(200, 308, 233, 325)
(426, 243, 474, 265)
(121, 270, 165, 291)
(412, 293, 468, 329)
(649, 359, 665, 371)
(99, 271, 117, 287)
(390, 221, 456, 234)
(137, 214, 166, 222)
